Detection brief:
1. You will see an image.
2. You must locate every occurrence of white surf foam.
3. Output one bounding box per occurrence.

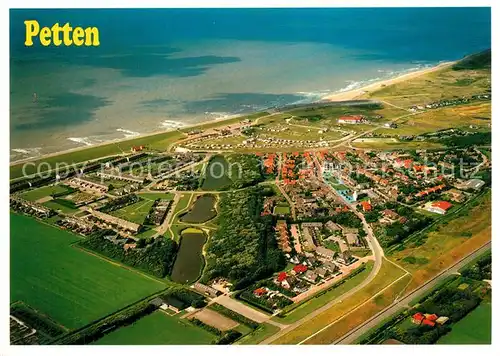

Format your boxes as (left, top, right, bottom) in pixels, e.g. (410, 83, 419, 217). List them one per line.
(117, 128, 141, 138)
(160, 120, 186, 129)
(204, 112, 240, 120)
(68, 137, 94, 146)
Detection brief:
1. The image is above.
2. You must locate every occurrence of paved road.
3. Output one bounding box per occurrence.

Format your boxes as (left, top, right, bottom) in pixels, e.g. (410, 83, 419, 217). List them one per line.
(334, 241, 491, 344)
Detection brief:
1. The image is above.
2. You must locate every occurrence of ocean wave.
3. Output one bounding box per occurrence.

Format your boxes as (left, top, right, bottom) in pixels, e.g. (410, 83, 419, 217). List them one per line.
(332, 63, 437, 95)
(160, 120, 186, 129)
(337, 78, 382, 93)
(117, 128, 141, 138)
(10, 147, 43, 161)
(11, 148, 40, 155)
(204, 111, 240, 120)
(68, 137, 95, 146)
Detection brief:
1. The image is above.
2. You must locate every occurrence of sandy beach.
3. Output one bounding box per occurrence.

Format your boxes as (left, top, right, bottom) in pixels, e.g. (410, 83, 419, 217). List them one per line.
(10, 61, 455, 168)
(321, 61, 455, 102)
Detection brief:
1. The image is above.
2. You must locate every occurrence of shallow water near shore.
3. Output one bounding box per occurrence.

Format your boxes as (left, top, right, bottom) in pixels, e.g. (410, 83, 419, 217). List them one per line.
(10, 8, 490, 160)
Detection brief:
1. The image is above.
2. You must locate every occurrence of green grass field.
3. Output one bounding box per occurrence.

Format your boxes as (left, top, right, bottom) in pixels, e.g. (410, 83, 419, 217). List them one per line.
(273, 205, 291, 215)
(42, 200, 79, 214)
(109, 198, 156, 225)
(10, 213, 166, 329)
(20, 185, 71, 201)
(94, 311, 216, 345)
(437, 302, 491, 344)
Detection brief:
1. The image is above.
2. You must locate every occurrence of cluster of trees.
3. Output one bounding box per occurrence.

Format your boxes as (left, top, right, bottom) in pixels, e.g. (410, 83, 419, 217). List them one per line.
(350, 173, 372, 185)
(202, 187, 286, 290)
(417, 285, 481, 324)
(440, 132, 491, 148)
(389, 323, 451, 345)
(79, 230, 178, 278)
(378, 212, 433, 248)
(216, 330, 243, 345)
(161, 286, 207, 308)
(173, 171, 201, 191)
(100, 194, 140, 213)
(461, 253, 491, 281)
(364, 210, 381, 223)
(226, 154, 263, 189)
(379, 217, 432, 248)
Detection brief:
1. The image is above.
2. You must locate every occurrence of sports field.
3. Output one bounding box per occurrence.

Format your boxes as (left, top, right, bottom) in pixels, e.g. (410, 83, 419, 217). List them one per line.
(94, 311, 216, 345)
(437, 303, 491, 344)
(10, 213, 166, 330)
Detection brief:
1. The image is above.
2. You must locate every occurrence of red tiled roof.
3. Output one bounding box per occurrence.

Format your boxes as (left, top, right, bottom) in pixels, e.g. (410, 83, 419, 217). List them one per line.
(422, 319, 435, 327)
(360, 201, 372, 212)
(413, 312, 425, 321)
(253, 287, 266, 296)
(339, 115, 363, 121)
(293, 264, 308, 273)
(432, 201, 452, 211)
(277, 272, 287, 282)
(426, 314, 438, 322)
(403, 159, 413, 169)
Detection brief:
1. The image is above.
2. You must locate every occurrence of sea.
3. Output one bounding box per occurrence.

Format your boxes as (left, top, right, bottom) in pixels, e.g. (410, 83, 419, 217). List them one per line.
(9, 8, 491, 161)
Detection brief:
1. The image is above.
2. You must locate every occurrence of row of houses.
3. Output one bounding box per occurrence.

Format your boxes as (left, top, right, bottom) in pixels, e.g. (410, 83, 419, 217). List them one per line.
(10, 196, 54, 218)
(66, 177, 108, 194)
(84, 207, 141, 235)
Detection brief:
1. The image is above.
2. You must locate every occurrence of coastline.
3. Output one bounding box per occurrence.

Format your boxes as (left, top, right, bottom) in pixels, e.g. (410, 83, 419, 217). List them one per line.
(321, 61, 455, 102)
(10, 61, 455, 168)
